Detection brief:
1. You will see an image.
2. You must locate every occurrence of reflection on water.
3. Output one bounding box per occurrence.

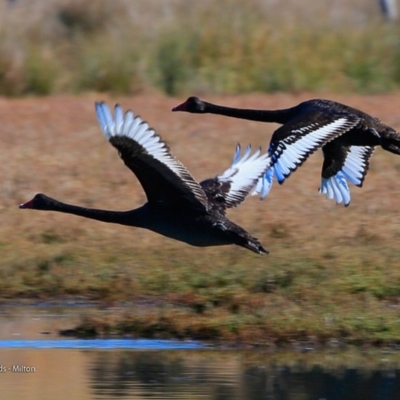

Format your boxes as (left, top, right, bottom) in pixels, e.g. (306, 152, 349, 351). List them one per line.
(0, 302, 91, 340)
(87, 351, 400, 400)
(1, 348, 400, 400)
(1, 305, 400, 399)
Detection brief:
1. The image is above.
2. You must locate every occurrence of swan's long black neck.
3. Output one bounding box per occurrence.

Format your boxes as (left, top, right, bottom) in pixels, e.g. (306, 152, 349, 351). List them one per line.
(202, 101, 295, 124)
(20, 193, 145, 227)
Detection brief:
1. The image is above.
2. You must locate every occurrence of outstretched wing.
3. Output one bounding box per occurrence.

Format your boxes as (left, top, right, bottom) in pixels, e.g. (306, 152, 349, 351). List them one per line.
(200, 144, 270, 210)
(251, 167, 274, 199)
(95, 102, 208, 212)
(250, 113, 360, 200)
(269, 112, 360, 184)
(319, 141, 375, 206)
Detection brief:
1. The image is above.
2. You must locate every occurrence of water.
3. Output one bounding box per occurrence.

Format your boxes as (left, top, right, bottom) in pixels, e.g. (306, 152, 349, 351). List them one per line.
(1, 304, 400, 400)
(0, 338, 202, 349)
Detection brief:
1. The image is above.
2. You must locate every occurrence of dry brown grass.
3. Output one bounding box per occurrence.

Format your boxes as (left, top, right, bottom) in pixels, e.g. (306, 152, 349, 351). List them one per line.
(3, 93, 395, 256)
(2, 92, 400, 344)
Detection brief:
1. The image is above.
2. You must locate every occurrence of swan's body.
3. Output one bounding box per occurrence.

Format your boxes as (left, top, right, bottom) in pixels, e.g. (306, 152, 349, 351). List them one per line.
(173, 97, 400, 206)
(20, 102, 271, 254)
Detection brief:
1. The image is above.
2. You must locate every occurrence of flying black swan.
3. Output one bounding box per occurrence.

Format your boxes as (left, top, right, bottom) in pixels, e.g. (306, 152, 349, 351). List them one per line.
(19, 102, 271, 255)
(172, 96, 400, 206)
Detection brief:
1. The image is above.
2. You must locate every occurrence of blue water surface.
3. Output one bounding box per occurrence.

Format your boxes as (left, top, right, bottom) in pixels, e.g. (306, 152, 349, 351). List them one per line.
(0, 338, 203, 349)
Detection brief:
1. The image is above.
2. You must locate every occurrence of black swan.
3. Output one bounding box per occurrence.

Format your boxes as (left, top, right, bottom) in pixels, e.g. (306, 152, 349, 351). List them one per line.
(19, 102, 271, 255)
(172, 96, 400, 206)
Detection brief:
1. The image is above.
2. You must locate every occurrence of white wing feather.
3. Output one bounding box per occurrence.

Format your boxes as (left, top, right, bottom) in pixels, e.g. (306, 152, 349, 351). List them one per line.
(319, 145, 374, 206)
(272, 118, 357, 184)
(217, 144, 271, 207)
(95, 101, 208, 209)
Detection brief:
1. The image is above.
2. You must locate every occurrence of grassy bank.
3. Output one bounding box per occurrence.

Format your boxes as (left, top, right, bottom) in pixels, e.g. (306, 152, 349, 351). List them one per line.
(2, 93, 400, 345)
(1, 0, 400, 96)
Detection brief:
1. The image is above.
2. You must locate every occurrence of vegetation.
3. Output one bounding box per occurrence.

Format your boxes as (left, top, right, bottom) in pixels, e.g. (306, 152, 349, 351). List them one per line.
(0, 0, 400, 96)
(3, 93, 400, 346)
(1, 0, 400, 346)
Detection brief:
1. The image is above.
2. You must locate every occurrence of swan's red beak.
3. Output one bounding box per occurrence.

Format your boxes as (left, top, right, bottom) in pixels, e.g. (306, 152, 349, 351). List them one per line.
(171, 102, 186, 112)
(19, 199, 34, 209)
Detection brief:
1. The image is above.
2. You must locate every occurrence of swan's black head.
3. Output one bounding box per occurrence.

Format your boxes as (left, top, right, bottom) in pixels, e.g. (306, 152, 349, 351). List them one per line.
(172, 96, 206, 113)
(19, 193, 53, 210)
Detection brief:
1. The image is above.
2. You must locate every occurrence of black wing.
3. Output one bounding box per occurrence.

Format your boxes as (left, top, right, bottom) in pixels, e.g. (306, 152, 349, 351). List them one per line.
(95, 102, 208, 212)
(321, 141, 375, 187)
(268, 111, 360, 183)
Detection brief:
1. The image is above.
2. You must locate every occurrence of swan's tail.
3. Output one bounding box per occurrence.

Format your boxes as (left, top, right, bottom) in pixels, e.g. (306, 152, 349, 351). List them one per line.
(229, 224, 269, 255)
